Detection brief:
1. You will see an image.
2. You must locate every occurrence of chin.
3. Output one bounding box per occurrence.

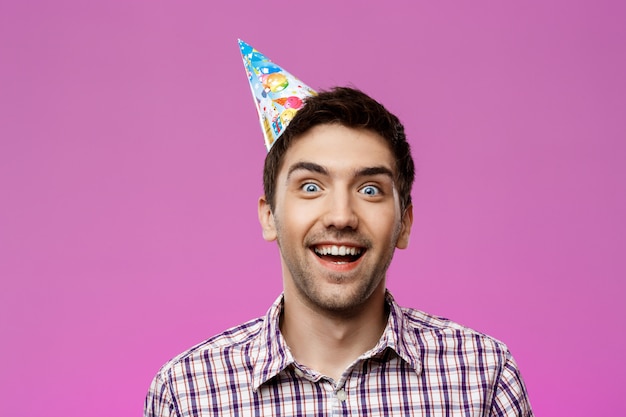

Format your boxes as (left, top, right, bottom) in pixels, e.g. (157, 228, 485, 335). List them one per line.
(308, 284, 380, 314)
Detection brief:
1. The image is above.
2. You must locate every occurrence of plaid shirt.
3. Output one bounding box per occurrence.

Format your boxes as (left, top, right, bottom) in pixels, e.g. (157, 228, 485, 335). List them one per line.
(145, 292, 532, 416)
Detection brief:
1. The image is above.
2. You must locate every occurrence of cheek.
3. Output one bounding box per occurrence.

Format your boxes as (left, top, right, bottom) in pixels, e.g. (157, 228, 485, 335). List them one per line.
(282, 198, 321, 222)
(273, 206, 308, 238)
(363, 207, 402, 238)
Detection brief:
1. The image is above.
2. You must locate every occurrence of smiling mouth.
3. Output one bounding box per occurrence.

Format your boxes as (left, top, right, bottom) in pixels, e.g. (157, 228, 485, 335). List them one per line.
(312, 245, 364, 264)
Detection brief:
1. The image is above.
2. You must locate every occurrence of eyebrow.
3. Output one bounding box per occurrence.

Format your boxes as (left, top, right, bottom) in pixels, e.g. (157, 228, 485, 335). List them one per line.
(355, 166, 394, 179)
(286, 161, 394, 180)
(287, 162, 329, 179)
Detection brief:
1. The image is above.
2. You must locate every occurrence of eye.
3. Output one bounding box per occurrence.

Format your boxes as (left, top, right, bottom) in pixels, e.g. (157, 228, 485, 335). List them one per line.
(301, 183, 321, 193)
(359, 185, 381, 196)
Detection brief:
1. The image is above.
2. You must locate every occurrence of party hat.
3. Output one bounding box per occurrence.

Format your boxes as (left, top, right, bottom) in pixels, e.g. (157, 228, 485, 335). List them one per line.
(238, 39, 317, 151)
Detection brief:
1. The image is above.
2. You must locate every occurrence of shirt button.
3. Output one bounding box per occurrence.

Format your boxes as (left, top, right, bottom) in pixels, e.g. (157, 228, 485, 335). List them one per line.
(294, 368, 304, 378)
(336, 389, 347, 402)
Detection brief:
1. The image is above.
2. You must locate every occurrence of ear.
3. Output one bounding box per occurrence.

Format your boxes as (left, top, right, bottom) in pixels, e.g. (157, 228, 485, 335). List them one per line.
(396, 204, 413, 249)
(258, 195, 277, 242)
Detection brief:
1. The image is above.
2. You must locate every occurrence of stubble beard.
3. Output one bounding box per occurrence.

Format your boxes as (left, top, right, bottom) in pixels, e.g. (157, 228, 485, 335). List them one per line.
(276, 223, 401, 317)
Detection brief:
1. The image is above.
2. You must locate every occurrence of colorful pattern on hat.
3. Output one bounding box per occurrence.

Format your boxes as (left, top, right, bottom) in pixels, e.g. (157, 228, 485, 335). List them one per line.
(239, 39, 317, 151)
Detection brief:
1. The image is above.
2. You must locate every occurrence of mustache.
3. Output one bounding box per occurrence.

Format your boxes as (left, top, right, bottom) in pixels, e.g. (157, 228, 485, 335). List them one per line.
(304, 228, 372, 249)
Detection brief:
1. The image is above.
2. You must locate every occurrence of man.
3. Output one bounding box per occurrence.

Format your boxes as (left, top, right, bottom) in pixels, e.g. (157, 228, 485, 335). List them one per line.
(145, 41, 532, 416)
(144, 87, 533, 416)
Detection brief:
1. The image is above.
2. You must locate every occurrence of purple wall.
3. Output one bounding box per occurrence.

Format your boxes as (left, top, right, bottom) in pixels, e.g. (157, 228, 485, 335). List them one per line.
(1, 1, 624, 415)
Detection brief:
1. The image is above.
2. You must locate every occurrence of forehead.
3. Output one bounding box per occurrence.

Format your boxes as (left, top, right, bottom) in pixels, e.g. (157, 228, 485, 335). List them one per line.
(279, 124, 396, 175)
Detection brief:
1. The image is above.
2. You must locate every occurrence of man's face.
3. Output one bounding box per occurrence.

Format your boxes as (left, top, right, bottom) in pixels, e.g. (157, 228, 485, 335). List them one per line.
(259, 124, 413, 315)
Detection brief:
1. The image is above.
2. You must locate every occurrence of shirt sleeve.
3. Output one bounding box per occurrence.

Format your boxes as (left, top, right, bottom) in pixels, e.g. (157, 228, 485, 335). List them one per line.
(490, 350, 533, 417)
(144, 372, 176, 417)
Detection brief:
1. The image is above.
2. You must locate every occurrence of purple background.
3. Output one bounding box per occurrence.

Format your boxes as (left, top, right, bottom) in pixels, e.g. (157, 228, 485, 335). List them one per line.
(1, 1, 625, 415)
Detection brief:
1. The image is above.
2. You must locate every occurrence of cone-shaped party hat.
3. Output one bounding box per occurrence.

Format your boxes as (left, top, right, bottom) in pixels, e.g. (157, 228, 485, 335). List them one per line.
(238, 39, 317, 151)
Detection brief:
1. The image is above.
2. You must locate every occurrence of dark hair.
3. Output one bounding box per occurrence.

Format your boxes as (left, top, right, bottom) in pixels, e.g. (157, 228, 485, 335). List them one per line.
(263, 87, 415, 212)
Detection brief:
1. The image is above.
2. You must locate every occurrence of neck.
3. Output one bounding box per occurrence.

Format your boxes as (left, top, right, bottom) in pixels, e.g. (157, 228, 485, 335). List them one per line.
(280, 286, 388, 382)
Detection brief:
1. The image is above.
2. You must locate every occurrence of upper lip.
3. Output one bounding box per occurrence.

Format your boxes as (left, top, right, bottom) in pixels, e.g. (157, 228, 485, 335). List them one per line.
(310, 240, 365, 249)
(310, 241, 366, 257)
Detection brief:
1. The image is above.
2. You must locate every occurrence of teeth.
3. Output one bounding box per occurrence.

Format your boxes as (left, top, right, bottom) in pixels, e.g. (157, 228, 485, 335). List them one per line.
(314, 245, 362, 256)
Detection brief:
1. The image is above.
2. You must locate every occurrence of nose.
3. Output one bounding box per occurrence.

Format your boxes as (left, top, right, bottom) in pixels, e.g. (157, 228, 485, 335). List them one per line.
(321, 189, 359, 230)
